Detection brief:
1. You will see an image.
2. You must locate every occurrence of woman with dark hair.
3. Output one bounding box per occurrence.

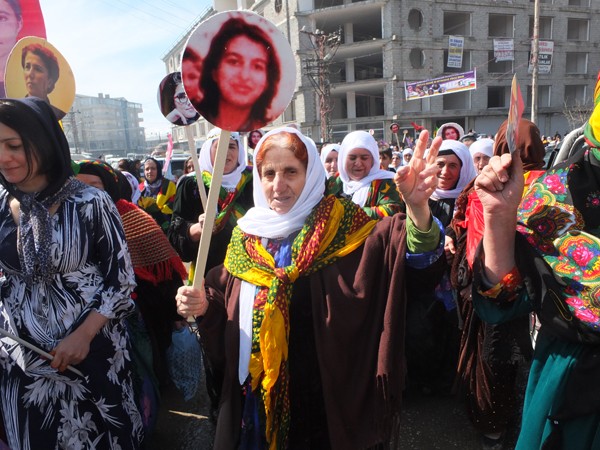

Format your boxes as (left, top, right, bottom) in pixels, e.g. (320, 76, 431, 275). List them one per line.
(195, 16, 280, 132)
(138, 157, 177, 232)
(20, 43, 65, 119)
(76, 159, 188, 437)
(182, 47, 203, 105)
(160, 72, 199, 126)
(0, 97, 143, 449)
(449, 118, 546, 449)
(470, 74, 600, 449)
(0, 0, 22, 98)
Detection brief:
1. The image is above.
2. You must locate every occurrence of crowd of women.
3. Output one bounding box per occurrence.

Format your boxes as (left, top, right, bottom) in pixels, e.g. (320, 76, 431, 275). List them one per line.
(0, 83, 598, 449)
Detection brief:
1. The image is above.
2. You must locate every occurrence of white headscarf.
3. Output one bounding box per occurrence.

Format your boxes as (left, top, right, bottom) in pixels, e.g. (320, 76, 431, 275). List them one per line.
(401, 148, 414, 166)
(430, 139, 477, 200)
(338, 130, 395, 207)
(198, 128, 246, 189)
(319, 143, 340, 175)
(237, 127, 327, 383)
(469, 138, 494, 159)
(122, 171, 141, 204)
(237, 127, 326, 239)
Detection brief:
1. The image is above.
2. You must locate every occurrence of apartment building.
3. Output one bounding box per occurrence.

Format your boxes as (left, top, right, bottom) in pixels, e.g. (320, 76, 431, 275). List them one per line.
(163, 0, 599, 145)
(64, 93, 146, 158)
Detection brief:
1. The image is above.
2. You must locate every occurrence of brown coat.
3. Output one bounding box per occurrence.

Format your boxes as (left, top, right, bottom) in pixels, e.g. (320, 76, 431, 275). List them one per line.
(199, 213, 445, 449)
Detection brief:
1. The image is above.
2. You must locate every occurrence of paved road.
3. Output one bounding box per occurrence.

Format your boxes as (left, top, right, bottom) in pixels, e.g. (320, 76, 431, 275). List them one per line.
(148, 368, 507, 449)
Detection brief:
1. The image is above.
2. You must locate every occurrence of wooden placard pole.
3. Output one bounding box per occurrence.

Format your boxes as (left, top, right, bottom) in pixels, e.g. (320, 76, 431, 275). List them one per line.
(192, 129, 231, 288)
(185, 126, 207, 211)
(0, 327, 84, 377)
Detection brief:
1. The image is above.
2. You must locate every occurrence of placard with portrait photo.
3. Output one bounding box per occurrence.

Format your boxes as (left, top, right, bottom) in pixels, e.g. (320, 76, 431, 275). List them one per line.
(157, 71, 200, 126)
(5, 36, 75, 120)
(182, 10, 296, 133)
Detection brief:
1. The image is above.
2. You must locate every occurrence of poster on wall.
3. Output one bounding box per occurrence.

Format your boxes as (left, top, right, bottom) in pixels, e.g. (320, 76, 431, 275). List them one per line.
(404, 69, 477, 101)
(493, 39, 514, 62)
(528, 40, 554, 74)
(447, 36, 464, 68)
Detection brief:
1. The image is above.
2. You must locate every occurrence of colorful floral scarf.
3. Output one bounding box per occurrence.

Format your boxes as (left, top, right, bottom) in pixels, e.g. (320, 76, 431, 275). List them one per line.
(517, 72, 600, 331)
(224, 195, 376, 449)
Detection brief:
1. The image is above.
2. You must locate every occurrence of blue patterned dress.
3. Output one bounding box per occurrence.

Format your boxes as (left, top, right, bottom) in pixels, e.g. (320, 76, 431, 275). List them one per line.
(0, 183, 144, 449)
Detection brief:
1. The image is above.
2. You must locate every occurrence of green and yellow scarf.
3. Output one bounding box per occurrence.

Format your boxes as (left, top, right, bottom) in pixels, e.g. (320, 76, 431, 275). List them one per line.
(224, 195, 376, 449)
(201, 170, 252, 232)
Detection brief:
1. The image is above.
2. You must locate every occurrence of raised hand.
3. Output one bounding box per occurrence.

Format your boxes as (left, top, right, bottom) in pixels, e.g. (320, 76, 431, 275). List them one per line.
(394, 130, 442, 230)
(394, 130, 442, 208)
(474, 150, 525, 283)
(474, 150, 524, 219)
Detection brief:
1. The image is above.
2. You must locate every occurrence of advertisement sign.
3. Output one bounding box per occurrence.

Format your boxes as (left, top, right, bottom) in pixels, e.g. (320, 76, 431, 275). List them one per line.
(404, 69, 477, 101)
(493, 39, 514, 62)
(447, 36, 464, 69)
(528, 40, 554, 74)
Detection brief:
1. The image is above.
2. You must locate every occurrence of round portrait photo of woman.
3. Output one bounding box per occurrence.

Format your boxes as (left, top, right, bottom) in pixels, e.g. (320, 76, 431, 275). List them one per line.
(182, 10, 296, 133)
(157, 71, 200, 126)
(4, 36, 75, 120)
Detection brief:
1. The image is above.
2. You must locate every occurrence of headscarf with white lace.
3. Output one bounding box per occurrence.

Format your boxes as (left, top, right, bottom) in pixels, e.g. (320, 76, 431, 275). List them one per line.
(198, 128, 246, 189)
(338, 130, 395, 207)
(237, 126, 326, 239)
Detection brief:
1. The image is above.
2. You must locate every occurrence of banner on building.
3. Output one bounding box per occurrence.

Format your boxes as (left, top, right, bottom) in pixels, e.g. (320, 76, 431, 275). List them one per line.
(528, 40, 554, 74)
(493, 39, 514, 62)
(447, 36, 464, 68)
(404, 69, 477, 101)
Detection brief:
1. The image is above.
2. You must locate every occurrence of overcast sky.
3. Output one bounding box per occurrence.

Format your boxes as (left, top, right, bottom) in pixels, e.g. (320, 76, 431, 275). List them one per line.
(41, 0, 212, 138)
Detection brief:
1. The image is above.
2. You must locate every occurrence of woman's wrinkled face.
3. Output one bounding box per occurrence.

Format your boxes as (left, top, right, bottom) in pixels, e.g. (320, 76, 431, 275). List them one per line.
(23, 52, 54, 97)
(345, 148, 373, 181)
(436, 154, 461, 190)
(209, 138, 240, 174)
(260, 147, 306, 214)
(0, 0, 22, 60)
(391, 154, 401, 168)
(472, 153, 490, 174)
(144, 160, 158, 183)
(324, 150, 338, 177)
(215, 35, 268, 110)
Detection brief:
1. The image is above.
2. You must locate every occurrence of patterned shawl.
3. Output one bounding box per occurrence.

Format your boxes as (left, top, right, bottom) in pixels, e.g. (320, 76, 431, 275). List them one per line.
(224, 195, 376, 449)
(515, 71, 600, 332)
(200, 170, 252, 232)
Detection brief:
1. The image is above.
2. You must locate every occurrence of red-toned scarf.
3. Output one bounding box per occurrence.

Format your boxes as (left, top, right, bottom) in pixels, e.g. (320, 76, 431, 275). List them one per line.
(116, 199, 187, 285)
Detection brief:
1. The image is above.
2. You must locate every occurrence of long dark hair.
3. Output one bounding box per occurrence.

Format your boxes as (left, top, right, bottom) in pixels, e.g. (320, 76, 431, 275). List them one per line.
(0, 98, 72, 200)
(6, 0, 21, 19)
(197, 17, 280, 124)
(159, 72, 181, 117)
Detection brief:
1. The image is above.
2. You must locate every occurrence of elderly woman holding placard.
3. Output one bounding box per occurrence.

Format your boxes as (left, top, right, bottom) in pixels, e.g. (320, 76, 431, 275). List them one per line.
(176, 127, 446, 448)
